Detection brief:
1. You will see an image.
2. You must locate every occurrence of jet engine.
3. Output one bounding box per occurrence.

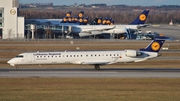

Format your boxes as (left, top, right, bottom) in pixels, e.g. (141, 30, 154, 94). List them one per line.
(125, 50, 142, 57)
(79, 31, 102, 37)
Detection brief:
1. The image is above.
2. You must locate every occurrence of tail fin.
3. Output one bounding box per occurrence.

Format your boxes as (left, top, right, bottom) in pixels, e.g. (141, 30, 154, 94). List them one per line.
(130, 9, 149, 25)
(97, 17, 103, 25)
(65, 11, 72, 18)
(61, 11, 72, 23)
(140, 38, 165, 52)
(82, 16, 89, 25)
(90, 17, 98, 25)
(77, 11, 84, 18)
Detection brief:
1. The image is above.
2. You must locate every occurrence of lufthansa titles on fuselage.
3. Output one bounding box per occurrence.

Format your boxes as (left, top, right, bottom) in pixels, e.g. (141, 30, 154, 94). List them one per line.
(33, 53, 61, 56)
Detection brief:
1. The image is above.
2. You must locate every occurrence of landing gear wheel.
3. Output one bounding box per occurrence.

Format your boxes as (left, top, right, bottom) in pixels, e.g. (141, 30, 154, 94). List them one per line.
(16, 66, 19, 70)
(94, 65, 100, 70)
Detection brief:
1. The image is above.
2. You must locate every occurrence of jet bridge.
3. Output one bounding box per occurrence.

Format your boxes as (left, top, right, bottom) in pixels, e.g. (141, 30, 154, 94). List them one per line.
(25, 24, 73, 39)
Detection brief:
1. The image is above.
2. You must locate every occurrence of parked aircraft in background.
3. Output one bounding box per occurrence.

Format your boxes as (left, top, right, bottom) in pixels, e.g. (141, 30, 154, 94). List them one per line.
(60, 11, 88, 25)
(91, 17, 115, 25)
(8, 38, 166, 70)
(27, 10, 149, 38)
(68, 9, 150, 37)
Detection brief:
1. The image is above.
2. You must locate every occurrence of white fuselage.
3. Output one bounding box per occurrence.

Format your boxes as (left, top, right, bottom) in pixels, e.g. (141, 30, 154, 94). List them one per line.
(8, 50, 158, 66)
(71, 25, 139, 37)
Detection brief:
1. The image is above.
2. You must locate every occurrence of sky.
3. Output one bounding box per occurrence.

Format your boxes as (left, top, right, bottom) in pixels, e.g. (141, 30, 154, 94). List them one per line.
(19, 0, 180, 6)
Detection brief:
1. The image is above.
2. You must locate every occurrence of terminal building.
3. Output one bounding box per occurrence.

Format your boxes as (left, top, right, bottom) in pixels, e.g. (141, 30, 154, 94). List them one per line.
(0, 0, 24, 39)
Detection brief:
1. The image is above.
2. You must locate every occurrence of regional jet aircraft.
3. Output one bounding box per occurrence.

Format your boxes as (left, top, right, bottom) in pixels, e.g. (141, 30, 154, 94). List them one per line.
(8, 38, 166, 70)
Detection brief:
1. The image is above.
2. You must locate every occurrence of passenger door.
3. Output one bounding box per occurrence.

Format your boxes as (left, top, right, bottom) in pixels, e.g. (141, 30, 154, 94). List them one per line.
(26, 53, 34, 63)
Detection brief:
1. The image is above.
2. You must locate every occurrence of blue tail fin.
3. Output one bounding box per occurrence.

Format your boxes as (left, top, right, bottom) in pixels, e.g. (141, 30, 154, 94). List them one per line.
(140, 39, 165, 52)
(130, 9, 149, 25)
(77, 11, 84, 18)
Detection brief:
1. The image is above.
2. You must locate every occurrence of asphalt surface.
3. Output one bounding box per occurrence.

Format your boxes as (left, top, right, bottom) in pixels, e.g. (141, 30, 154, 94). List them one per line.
(142, 25, 180, 40)
(0, 68, 180, 78)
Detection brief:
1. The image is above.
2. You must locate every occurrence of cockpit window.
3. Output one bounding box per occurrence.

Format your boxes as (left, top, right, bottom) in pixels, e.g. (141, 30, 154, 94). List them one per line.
(15, 55, 24, 58)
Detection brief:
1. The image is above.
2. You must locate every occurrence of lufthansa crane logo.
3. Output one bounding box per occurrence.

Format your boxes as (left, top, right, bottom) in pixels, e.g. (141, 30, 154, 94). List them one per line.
(66, 13, 71, 17)
(10, 9, 16, 15)
(98, 19, 101, 24)
(63, 18, 67, 22)
(151, 42, 160, 51)
(78, 13, 83, 18)
(79, 18, 83, 22)
(139, 14, 146, 21)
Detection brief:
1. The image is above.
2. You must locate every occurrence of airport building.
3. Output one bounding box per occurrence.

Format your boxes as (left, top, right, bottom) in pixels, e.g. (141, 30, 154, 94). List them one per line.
(0, 0, 24, 39)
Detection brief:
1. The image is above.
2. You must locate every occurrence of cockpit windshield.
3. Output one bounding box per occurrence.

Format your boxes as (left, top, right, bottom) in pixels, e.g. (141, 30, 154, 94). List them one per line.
(15, 55, 24, 58)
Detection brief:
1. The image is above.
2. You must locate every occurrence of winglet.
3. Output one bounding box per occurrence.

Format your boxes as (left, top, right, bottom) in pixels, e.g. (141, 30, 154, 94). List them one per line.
(130, 9, 150, 25)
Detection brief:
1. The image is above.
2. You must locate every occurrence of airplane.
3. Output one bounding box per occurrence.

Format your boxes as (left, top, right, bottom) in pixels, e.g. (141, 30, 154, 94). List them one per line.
(7, 38, 166, 70)
(65, 9, 150, 37)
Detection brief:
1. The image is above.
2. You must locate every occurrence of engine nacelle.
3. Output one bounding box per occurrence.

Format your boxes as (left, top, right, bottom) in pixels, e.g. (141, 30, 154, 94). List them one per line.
(91, 31, 102, 35)
(79, 31, 102, 37)
(125, 50, 142, 57)
(79, 33, 90, 37)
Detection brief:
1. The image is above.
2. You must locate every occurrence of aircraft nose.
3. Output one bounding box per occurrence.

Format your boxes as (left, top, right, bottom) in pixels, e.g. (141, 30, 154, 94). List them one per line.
(7, 59, 15, 66)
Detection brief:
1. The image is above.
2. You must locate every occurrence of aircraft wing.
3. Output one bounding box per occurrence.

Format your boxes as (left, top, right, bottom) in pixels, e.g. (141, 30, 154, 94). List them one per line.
(81, 61, 110, 65)
(137, 24, 149, 29)
(72, 60, 113, 65)
(81, 26, 116, 33)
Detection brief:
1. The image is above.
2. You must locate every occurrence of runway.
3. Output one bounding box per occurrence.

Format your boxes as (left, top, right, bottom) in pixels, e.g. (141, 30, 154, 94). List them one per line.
(0, 68, 180, 78)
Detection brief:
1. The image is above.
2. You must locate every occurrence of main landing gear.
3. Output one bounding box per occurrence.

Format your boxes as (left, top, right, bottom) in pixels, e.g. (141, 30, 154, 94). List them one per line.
(15, 65, 19, 70)
(94, 65, 100, 70)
